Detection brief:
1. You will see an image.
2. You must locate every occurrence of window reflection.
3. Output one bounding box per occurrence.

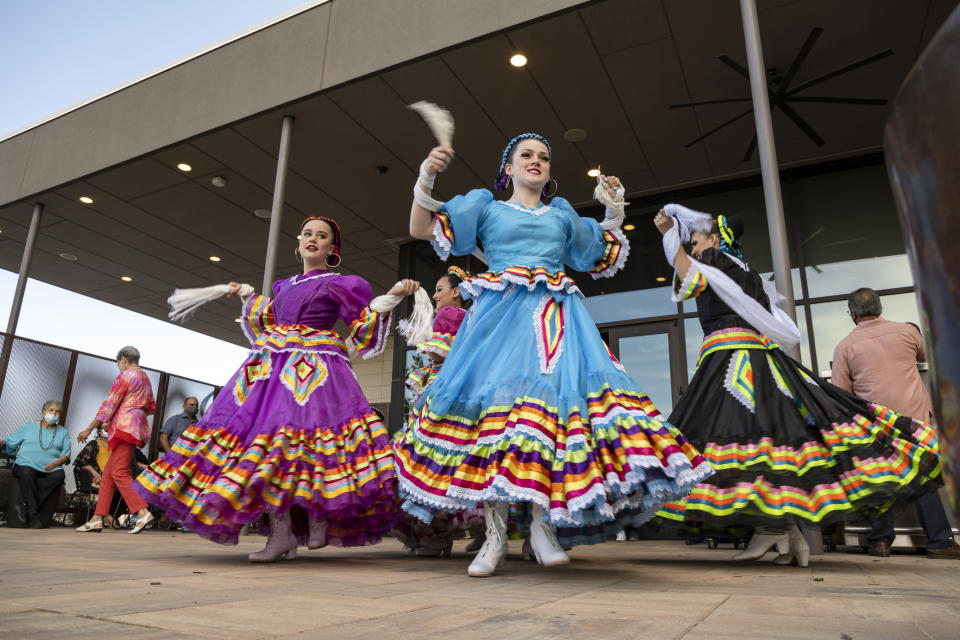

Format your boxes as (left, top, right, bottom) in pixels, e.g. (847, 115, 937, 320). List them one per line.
(805, 255, 914, 298)
(583, 287, 675, 324)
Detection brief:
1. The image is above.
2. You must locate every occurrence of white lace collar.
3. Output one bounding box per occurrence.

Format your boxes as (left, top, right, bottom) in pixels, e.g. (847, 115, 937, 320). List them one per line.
(290, 271, 336, 285)
(499, 200, 552, 216)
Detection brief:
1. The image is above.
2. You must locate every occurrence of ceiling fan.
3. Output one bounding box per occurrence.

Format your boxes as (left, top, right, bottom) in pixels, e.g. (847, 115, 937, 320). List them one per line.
(670, 27, 893, 161)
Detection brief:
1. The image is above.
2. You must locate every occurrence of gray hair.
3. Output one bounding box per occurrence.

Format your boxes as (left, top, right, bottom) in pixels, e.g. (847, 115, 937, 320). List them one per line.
(848, 288, 883, 318)
(116, 345, 141, 364)
(41, 399, 61, 412)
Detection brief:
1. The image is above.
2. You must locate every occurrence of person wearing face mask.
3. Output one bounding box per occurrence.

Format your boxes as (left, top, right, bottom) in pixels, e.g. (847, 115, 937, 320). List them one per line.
(74, 346, 156, 535)
(398, 133, 714, 577)
(652, 205, 941, 567)
(135, 216, 416, 562)
(159, 397, 199, 455)
(1, 400, 70, 528)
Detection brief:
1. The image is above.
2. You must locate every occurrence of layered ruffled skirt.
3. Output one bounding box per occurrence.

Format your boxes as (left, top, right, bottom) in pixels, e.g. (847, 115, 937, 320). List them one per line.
(657, 328, 941, 535)
(135, 326, 399, 546)
(394, 277, 715, 548)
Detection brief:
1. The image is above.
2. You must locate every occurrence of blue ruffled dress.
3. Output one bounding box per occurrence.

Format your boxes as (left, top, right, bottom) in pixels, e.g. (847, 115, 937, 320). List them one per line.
(393, 189, 715, 546)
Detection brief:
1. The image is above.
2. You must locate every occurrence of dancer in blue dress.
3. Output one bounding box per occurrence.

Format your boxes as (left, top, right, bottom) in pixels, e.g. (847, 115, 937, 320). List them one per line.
(395, 133, 714, 576)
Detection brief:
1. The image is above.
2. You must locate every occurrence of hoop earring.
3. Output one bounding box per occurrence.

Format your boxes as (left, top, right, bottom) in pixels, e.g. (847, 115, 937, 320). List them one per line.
(325, 251, 341, 268)
(293, 247, 302, 264)
(545, 179, 559, 198)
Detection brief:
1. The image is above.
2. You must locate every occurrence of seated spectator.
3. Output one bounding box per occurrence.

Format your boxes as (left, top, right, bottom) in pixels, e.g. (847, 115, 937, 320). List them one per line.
(0, 400, 70, 528)
(159, 397, 198, 454)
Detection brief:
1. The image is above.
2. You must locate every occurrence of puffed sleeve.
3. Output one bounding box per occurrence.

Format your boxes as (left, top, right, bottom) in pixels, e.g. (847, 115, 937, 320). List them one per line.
(554, 198, 629, 278)
(239, 283, 281, 345)
(418, 306, 466, 360)
(671, 247, 733, 302)
(329, 275, 391, 359)
(431, 189, 494, 260)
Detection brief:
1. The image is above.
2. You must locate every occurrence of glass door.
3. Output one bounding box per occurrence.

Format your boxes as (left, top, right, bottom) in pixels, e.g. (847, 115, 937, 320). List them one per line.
(608, 321, 686, 417)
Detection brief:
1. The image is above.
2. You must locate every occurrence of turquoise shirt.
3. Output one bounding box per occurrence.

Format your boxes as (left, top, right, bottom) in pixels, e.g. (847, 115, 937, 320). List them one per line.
(3, 421, 71, 472)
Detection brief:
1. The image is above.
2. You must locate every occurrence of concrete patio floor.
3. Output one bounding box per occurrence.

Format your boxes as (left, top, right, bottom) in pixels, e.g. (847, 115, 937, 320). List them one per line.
(1, 528, 957, 639)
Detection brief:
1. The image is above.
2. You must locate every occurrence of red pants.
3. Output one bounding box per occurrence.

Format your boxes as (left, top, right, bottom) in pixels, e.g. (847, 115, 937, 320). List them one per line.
(95, 441, 147, 516)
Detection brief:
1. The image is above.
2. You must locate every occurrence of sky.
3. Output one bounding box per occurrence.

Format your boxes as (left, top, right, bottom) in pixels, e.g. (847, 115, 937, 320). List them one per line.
(0, 1, 320, 383)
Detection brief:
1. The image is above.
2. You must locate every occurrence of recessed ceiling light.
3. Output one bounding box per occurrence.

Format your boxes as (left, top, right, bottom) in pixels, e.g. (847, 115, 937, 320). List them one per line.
(623, 224, 636, 231)
(209, 256, 221, 262)
(656, 276, 667, 282)
(254, 209, 271, 219)
(587, 169, 600, 178)
(563, 128, 587, 143)
(177, 163, 193, 172)
(510, 54, 527, 67)
(59, 252, 78, 261)
(211, 176, 227, 188)
(234, 317, 242, 323)
(79, 196, 94, 204)
(120, 276, 133, 282)
(296, 234, 301, 240)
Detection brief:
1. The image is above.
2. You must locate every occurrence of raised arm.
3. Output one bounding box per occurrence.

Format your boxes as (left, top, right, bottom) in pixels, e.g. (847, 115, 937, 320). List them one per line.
(410, 146, 454, 239)
(654, 211, 693, 278)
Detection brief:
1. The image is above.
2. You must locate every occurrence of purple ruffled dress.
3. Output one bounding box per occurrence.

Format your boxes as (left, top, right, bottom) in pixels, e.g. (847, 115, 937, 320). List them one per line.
(135, 269, 399, 546)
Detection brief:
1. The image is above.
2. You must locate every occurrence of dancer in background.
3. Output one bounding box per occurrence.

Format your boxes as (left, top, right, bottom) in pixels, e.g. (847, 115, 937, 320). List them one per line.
(76, 347, 156, 535)
(396, 132, 713, 577)
(393, 266, 483, 557)
(136, 216, 417, 562)
(653, 205, 941, 567)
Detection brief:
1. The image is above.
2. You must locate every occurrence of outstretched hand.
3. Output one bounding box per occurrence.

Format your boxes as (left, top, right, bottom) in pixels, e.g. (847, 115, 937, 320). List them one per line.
(225, 282, 244, 298)
(654, 209, 674, 235)
(424, 146, 454, 177)
(388, 279, 421, 297)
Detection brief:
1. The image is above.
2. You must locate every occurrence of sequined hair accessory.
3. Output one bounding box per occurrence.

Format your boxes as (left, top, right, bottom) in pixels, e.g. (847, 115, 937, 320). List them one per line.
(717, 214, 743, 260)
(447, 265, 471, 281)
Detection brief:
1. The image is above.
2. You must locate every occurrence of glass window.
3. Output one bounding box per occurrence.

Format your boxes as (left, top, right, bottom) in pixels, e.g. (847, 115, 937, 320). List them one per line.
(808, 292, 921, 376)
(583, 287, 676, 324)
(616, 333, 674, 416)
(683, 316, 703, 380)
(804, 254, 913, 298)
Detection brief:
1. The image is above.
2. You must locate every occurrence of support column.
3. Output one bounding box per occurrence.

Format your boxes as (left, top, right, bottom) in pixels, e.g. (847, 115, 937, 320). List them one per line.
(262, 115, 295, 292)
(739, 0, 801, 361)
(6, 203, 44, 335)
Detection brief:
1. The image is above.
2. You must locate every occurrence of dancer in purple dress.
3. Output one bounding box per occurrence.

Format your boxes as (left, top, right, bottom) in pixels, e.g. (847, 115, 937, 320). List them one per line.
(136, 216, 418, 562)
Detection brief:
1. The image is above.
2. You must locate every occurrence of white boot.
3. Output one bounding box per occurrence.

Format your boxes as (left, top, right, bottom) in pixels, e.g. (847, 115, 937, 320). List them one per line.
(732, 526, 788, 562)
(467, 502, 508, 577)
(773, 523, 810, 567)
(248, 512, 298, 563)
(528, 504, 570, 567)
(307, 519, 327, 550)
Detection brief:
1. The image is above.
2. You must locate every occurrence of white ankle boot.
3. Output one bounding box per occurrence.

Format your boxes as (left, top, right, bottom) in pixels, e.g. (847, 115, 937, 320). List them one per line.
(773, 523, 810, 567)
(248, 512, 298, 563)
(732, 526, 789, 562)
(307, 519, 327, 550)
(528, 504, 570, 567)
(467, 502, 508, 577)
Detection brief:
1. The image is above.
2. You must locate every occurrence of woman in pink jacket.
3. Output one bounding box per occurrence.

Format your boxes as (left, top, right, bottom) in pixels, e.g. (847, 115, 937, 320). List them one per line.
(75, 346, 156, 534)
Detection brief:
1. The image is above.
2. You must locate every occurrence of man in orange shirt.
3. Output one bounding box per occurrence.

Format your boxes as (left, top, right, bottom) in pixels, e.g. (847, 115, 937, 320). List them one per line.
(832, 288, 959, 559)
